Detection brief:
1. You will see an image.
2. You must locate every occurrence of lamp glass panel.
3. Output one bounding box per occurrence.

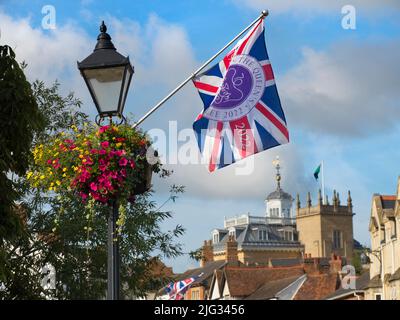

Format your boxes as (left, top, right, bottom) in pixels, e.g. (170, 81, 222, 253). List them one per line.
(84, 66, 125, 113)
(119, 67, 132, 112)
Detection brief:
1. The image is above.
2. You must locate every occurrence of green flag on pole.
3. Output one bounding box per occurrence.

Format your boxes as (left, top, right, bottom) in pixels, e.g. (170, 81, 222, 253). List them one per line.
(313, 164, 321, 180)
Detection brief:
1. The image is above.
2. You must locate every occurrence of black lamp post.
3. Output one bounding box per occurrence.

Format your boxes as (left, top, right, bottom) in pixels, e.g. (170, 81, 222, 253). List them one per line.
(78, 21, 133, 125)
(77, 21, 134, 300)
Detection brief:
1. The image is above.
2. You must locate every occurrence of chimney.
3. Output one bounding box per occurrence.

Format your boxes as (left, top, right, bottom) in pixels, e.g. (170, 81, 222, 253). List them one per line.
(226, 235, 238, 266)
(200, 240, 214, 267)
(329, 253, 342, 274)
(303, 257, 321, 275)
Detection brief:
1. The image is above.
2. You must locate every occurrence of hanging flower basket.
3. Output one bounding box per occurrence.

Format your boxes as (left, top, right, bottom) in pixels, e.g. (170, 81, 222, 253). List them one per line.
(28, 123, 158, 206)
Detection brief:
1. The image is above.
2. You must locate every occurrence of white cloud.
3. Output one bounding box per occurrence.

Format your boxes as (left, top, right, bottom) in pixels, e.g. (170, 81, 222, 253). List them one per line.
(153, 139, 313, 200)
(280, 41, 400, 137)
(0, 11, 199, 118)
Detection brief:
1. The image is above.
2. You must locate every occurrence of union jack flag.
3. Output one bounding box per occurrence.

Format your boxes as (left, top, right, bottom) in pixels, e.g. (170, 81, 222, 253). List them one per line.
(193, 18, 289, 172)
(164, 274, 201, 300)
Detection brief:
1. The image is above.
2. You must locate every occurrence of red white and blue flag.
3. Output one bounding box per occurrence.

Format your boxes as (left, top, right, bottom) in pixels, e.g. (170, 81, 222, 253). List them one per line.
(193, 18, 289, 172)
(165, 274, 201, 300)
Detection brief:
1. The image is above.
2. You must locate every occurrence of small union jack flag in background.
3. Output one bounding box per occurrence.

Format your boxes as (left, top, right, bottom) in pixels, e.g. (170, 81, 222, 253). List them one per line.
(193, 18, 289, 172)
(164, 274, 201, 300)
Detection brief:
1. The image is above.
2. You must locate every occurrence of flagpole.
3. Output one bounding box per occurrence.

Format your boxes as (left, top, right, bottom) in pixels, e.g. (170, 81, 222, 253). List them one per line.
(321, 160, 326, 204)
(132, 10, 269, 129)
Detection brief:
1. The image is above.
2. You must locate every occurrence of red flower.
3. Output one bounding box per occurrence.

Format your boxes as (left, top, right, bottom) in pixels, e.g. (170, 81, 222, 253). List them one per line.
(90, 149, 98, 154)
(90, 182, 98, 191)
(115, 150, 126, 157)
(99, 126, 109, 134)
(79, 192, 88, 200)
(119, 158, 128, 167)
(101, 141, 110, 149)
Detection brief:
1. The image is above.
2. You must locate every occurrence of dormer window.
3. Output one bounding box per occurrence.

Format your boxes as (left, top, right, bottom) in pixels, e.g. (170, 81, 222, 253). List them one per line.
(229, 229, 236, 239)
(213, 233, 219, 244)
(258, 229, 268, 240)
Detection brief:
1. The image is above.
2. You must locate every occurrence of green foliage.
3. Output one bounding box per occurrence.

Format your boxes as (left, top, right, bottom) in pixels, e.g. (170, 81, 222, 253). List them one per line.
(0, 45, 44, 241)
(1, 81, 185, 299)
(352, 249, 363, 275)
(189, 247, 203, 262)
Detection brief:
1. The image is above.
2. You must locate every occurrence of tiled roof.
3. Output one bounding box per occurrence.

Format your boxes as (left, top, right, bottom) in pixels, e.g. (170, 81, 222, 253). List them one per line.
(244, 275, 303, 300)
(225, 266, 304, 298)
(324, 271, 370, 300)
(363, 274, 382, 289)
(381, 195, 396, 209)
(213, 223, 303, 251)
(389, 268, 400, 282)
(175, 260, 227, 287)
(381, 195, 396, 201)
(269, 258, 302, 268)
(294, 273, 339, 300)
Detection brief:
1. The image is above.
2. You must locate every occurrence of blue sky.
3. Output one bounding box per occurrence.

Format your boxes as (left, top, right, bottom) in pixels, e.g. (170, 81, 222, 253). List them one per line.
(1, 0, 400, 272)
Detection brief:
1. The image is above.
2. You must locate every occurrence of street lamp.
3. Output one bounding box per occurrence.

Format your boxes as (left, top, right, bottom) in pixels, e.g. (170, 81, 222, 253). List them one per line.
(78, 21, 133, 125)
(78, 21, 134, 300)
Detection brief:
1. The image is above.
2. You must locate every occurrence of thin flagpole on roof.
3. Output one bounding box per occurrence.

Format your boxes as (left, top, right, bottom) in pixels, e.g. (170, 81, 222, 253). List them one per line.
(132, 10, 269, 129)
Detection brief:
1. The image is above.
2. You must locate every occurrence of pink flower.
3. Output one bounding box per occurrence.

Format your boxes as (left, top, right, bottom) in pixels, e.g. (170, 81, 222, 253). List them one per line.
(79, 192, 88, 200)
(90, 149, 98, 154)
(79, 170, 91, 182)
(119, 158, 128, 167)
(90, 191, 100, 200)
(101, 141, 109, 148)
(90, 182, 98, 191)
(99, 125, 109, 134)
(99, 149, 107, 155)
(99, 159, 108, 171)
(129, 160, 135, 168)
(115, 150, 126, 157)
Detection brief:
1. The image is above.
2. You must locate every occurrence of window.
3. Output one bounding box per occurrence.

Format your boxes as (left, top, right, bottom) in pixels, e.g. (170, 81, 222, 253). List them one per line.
(213, 233, 219, 244)
(375, 293, 382, 300)
(229, 230, 236, 239)
(191, 289, 200, 300)
(284, 231, 292, 241)
(258, 230, 268, 240)
(333, 230, 342, 249)
(271, 208, 279, 217)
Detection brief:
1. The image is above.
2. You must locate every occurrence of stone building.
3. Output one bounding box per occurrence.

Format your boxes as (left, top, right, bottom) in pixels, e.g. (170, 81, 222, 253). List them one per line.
(296, 190, 354, 263)
(364, 178, 400, 300)
(206, 158, 303, 266)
